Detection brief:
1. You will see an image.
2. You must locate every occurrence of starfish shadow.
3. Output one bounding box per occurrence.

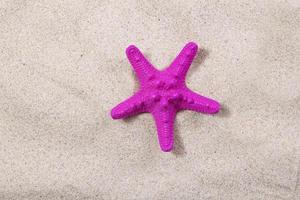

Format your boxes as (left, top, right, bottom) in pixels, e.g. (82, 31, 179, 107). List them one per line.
(217, 103, 230, 118)
(123, 113, 147, 123)
(188, 48, 209, 78)
(123, 116, 136, 123)
(131, 70, 140, 92)
(172, 121, 187, 157)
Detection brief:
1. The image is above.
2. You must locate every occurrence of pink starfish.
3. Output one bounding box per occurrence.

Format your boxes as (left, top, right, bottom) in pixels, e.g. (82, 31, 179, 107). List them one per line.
(111, 42, 220, 152)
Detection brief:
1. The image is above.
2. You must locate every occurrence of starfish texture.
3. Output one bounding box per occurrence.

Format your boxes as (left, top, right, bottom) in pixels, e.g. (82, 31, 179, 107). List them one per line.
(111, 42, 220, 152)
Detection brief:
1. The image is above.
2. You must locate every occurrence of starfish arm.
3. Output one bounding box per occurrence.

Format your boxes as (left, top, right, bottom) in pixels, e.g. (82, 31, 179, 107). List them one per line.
(180, 89, 221, 114)
(152, 108, 176, 152)
(126, 45, 158, 85)
(165, 42, 198, 78)
(111, 92, 147, 119)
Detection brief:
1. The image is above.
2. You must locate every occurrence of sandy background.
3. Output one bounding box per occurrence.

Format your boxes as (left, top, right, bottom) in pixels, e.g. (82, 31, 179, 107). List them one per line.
(0, 0, 299, 199)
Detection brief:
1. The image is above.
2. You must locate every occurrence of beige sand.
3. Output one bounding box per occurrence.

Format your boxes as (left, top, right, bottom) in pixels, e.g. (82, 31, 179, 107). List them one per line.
(0, 0, 299, 199)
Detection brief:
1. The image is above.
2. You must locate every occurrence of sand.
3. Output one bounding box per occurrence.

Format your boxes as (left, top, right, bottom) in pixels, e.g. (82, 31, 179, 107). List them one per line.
(0, 0, 299, 199)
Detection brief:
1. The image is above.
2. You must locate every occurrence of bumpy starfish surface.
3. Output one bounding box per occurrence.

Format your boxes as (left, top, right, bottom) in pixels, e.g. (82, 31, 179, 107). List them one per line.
(111, 42, 220, 152)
